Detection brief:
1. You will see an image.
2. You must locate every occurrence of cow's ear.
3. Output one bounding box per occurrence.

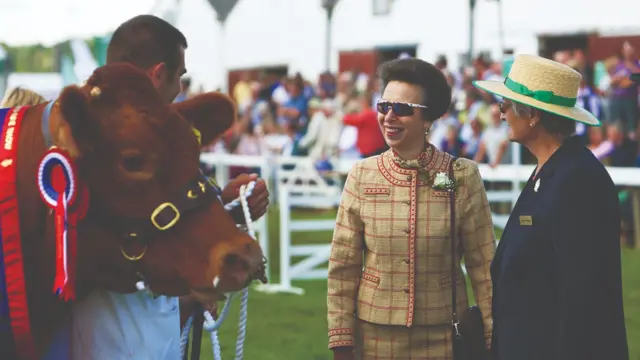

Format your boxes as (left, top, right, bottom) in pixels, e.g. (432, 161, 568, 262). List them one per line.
(171, 92, 237, 146)
(53, 85, 99, 157)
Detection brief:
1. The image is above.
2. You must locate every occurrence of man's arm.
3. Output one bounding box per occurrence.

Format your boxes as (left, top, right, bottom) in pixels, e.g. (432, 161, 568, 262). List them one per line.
(491, 140, 509, 167)
(474, 141, 487, 164)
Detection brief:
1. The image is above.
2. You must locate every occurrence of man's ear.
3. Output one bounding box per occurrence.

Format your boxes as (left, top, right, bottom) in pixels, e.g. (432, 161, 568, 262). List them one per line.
(171, 92, 237, 146)
(147, 63, 167, 89)
(55, 85, 96, 157)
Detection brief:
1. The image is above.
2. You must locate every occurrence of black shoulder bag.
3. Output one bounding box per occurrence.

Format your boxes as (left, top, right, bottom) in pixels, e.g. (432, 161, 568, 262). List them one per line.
(448, 159, 490, 360)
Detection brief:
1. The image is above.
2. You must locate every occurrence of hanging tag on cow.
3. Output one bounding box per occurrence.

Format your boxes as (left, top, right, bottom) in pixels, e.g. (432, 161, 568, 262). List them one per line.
(36, 146, 89, 301)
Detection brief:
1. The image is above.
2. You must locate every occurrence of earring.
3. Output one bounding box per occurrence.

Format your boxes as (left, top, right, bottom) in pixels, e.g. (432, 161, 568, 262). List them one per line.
(530, 123, 534, 128)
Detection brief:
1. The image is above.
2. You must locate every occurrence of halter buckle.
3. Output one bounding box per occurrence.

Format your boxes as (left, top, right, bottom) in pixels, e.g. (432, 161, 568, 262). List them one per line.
(150, 202, 181, 230)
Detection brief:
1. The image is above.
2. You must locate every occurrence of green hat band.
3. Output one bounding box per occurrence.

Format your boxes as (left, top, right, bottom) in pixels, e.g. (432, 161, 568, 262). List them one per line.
(504, 77, 577, 107)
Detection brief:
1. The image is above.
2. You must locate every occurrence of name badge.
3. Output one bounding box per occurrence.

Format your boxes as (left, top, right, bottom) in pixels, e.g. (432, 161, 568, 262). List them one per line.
(519, 215, 533, 226)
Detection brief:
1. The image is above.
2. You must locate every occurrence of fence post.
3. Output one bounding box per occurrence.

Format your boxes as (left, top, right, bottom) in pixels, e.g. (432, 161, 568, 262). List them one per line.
(258, 157, 271, 279)
(278, 187, 292, 290)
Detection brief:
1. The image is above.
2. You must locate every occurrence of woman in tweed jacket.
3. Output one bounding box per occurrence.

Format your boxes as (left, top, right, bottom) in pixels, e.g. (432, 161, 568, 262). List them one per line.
(327, 58, 496, 360)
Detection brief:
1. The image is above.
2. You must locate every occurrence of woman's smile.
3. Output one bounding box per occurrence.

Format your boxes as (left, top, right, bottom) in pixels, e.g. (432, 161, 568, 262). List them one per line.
(384, 125, 405, 138)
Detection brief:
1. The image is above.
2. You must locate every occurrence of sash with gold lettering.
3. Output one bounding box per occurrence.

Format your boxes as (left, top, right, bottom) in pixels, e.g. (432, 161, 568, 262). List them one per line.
(0, 107, 36, 359)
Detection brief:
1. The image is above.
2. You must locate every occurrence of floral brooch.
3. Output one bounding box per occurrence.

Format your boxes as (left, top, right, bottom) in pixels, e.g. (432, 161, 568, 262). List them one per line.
(432, 172, 457, 192)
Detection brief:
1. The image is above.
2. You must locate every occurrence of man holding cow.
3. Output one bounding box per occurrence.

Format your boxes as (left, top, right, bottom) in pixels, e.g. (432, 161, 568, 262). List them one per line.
(52, 15, 270, 360)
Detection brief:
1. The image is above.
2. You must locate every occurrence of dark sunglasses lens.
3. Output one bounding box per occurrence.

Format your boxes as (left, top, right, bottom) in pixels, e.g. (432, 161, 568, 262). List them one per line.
(393, 103, 414, 116)
(377, 102, 414, 116)
(376, 102, 389, 114)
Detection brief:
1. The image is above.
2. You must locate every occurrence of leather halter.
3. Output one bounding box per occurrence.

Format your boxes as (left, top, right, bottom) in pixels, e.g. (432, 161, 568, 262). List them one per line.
(40, 101, 221, 264)
(97, 173, 220, 261)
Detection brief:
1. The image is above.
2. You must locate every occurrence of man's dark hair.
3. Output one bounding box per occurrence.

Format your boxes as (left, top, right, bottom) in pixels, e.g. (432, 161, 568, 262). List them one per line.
(107, 15, 188, 76)
(378, 58, 451, 122)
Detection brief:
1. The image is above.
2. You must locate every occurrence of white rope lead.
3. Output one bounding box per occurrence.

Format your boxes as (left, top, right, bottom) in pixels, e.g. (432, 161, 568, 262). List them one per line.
(179, 181, 257, 360)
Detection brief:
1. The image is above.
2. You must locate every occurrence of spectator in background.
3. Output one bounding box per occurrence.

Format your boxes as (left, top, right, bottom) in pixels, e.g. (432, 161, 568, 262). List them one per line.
(475, 103, 510, 167)
(459, 88, 490, 142)
(272, 76, 291, 106)
(344, 94, 387, 158)
(318, 71, 337, 99)
(230, 120, 263, 178)
(575, 70, 602, 142)
(428, 105, 459, 151)
(278, 76, 309, 128)
(233, 71, 253, 111)
(597, 56, 617, 122)
(276, 76, 309, 156)
(300, 75, 316, 100)
(298, 97, 341, 165)
(587, 125, 612, 161)
(605, 121, 637, 166)
(440, 124, 465, 157)
(609, 42, 640, 137)
(463, 118, 483, 160)
(296, 95, 341, 180)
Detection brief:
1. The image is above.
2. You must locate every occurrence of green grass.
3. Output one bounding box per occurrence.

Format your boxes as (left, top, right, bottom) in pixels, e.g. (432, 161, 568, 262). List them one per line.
(190, 208, 640, 359)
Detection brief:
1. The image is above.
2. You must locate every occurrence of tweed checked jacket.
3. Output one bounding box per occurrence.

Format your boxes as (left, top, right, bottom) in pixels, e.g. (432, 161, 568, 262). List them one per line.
(327, 145, 495, 349)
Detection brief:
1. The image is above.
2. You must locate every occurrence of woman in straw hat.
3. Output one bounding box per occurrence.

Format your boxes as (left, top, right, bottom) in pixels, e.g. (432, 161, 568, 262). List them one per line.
(328, 57, 495, 360)
(474, 54, 629, 360)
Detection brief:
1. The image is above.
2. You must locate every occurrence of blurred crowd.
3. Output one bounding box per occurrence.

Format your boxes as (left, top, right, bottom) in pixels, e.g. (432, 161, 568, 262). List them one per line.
(180, 41, 640, 176)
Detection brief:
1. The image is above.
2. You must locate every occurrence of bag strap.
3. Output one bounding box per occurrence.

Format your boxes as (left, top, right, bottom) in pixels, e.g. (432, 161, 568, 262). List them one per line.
(448, 158, 460, 331)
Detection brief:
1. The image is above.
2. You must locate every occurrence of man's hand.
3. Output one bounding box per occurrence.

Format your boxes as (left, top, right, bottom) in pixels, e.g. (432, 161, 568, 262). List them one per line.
(221, 173, 270, 223)
(179, 296, 218, 330)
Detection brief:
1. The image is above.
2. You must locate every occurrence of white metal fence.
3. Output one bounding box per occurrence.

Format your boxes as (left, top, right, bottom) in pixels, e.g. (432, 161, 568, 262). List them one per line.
(200, 152, 640, 295)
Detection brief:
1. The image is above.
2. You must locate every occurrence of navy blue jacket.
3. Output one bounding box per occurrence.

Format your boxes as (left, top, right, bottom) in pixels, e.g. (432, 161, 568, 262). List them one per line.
(491, 136, 628, 360)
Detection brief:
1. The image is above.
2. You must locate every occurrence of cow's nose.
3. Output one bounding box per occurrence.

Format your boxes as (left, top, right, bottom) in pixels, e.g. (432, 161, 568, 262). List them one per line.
(217, 240, 267, 290)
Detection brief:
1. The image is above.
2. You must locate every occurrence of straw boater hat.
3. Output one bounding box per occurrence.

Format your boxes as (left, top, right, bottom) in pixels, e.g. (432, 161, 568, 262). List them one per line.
(473, 54, 600, 126)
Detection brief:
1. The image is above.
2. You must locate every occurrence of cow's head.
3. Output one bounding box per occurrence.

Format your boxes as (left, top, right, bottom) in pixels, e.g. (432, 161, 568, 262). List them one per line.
(51, 63, 266, 301)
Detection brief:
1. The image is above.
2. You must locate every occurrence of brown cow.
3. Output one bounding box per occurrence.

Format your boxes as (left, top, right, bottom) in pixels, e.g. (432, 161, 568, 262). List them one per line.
(2, 62, 266, 358)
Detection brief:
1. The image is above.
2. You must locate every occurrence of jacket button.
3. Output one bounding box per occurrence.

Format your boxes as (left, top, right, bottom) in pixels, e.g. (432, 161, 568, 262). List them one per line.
(406, 175, 412, 180)
(402, 286, 410, 293)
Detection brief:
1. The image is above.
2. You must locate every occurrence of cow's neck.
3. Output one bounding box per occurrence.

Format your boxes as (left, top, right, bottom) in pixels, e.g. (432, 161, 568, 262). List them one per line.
(9, 104, 71, 357)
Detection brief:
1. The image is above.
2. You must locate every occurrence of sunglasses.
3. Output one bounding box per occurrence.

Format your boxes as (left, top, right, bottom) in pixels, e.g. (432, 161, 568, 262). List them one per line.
(376, 100, 428, 117)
